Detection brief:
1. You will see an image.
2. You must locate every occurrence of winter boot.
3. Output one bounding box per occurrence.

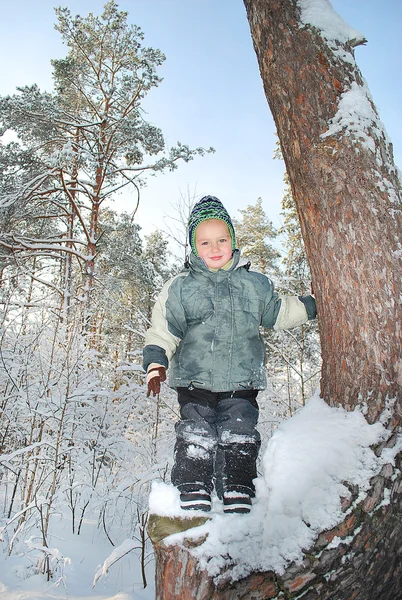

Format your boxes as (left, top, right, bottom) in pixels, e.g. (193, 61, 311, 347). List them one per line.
(180, 490, 212, 512)
(223, 490, 252, 514)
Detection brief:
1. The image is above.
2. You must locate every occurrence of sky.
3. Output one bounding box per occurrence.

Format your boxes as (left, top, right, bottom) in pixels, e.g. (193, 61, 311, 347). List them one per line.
(0, 0, 401, 244)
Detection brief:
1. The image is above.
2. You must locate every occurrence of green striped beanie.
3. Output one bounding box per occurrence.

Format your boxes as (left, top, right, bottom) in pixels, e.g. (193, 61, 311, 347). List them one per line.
(188, 196, 236, 256)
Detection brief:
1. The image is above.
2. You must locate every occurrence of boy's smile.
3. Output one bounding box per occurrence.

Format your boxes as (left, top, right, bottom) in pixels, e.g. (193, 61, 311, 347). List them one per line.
(195, 219, 233, 269)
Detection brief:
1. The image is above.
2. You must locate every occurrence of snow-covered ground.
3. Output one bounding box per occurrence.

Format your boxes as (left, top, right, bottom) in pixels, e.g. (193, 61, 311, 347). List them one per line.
(0, 510, 155, 600)
(2, 394, 401, 598)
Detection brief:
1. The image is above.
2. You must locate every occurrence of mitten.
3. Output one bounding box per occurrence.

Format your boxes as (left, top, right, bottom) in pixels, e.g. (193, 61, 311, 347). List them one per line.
(146, 364, 167, 397)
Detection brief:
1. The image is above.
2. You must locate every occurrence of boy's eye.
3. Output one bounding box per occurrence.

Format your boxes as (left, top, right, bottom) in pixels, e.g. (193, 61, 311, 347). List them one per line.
(220, 238, 227, 243)
(201, 241, 209, 246)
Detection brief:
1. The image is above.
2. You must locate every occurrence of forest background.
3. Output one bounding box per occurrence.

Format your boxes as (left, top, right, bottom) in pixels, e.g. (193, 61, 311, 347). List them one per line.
(0, 1, 400, 598)
(1, 0, 401, 238)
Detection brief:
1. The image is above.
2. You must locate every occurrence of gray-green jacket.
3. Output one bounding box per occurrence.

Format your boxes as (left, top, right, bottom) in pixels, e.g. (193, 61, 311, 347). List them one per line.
(143, 250, 316, 392)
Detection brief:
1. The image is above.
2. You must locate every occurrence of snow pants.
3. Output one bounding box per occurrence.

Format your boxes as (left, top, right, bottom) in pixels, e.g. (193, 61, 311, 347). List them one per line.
(171, 387, 261, 497)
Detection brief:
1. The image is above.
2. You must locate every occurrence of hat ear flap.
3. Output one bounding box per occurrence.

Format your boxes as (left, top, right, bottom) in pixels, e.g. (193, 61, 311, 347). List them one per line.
(189, 227, 198, 256)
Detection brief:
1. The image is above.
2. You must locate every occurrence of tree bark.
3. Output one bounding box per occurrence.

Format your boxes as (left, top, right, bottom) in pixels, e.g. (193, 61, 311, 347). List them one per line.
(150, 1, 402, 597)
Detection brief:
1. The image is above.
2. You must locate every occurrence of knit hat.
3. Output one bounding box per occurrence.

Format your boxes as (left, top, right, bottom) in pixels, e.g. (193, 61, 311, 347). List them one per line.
(188, 196, 236, 256)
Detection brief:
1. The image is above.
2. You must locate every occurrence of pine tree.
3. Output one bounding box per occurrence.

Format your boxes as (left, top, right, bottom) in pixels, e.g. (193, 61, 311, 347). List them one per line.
(267, 161, 321, 411)
(0, 1, 212, 325)
(163, 186, 198, 265)
(233, 197, 280, 274)
(280, 174, 311, 291)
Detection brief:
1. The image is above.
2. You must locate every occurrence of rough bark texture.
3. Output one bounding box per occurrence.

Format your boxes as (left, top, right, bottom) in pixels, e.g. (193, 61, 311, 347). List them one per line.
(150, 1, 402, 597)
(243, 0, 402, 424)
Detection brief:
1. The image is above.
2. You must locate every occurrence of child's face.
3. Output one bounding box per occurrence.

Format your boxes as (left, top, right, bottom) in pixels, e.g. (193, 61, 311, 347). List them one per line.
(195, 219, 233, 269)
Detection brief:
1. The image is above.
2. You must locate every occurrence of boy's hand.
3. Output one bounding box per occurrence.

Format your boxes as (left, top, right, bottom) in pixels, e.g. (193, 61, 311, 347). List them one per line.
(146, 366, 167, 397)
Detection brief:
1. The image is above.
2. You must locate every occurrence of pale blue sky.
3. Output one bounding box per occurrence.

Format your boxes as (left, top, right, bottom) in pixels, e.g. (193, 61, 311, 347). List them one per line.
(0, 0, 401, 238)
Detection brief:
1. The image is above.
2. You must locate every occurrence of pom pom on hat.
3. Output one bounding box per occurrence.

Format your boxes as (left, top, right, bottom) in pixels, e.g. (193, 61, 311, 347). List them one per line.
(188, 196, 236, 256)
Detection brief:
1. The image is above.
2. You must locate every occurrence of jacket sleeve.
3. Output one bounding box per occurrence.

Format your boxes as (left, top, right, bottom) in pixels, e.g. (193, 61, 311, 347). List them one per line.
(272, 294, 316, 330)
(143, 274, 188, 371)
(260, 275, 317, 330)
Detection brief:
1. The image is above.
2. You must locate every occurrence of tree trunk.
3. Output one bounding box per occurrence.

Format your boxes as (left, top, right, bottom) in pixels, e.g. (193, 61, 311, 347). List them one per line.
(150, 1, 402, 598)
(243, 0, 402, 424)
(61, 126, 80, 320)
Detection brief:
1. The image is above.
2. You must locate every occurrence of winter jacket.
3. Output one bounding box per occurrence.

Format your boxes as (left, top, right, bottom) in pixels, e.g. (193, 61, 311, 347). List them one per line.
(143, 250, 316, 392)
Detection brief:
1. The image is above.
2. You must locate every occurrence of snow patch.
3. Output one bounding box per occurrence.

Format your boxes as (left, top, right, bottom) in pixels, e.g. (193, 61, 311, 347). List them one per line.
(149, 481, 182, 517)
(298, 0, 365, 46)
(321, 82, 385, 154)
(187, 444, 209, 460)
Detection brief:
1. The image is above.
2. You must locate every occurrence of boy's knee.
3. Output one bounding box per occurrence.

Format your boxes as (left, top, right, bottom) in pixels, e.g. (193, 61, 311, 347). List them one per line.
(217, 397, 260, 441)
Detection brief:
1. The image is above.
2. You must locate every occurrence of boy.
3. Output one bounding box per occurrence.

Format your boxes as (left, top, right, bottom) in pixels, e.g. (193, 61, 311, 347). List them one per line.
(143, 196, 316, 514)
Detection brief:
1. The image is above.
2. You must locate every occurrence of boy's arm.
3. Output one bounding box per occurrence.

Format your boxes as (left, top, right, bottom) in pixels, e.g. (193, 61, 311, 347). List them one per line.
(143, 275, 187, 372)
(261, 277, 317, 330)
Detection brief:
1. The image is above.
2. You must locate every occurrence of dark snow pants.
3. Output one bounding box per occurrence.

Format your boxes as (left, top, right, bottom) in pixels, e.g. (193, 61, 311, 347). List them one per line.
(170, 387, 261, 497)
